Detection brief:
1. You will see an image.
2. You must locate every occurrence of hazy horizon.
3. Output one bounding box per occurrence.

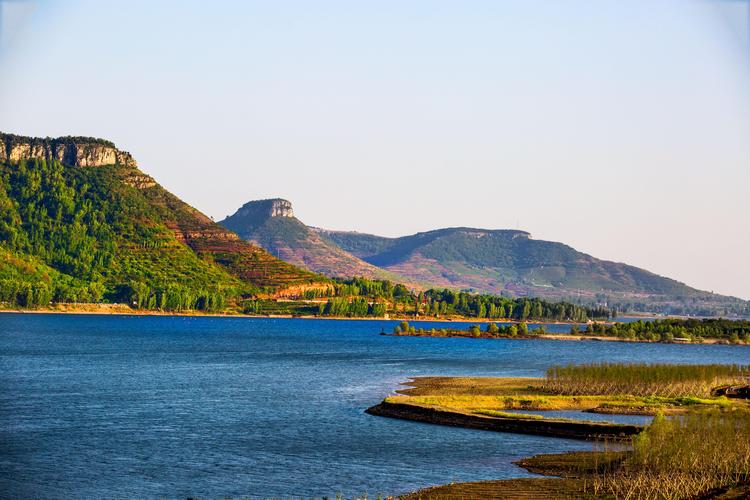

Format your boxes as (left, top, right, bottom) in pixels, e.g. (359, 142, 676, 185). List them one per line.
(1, 0, 749, 299)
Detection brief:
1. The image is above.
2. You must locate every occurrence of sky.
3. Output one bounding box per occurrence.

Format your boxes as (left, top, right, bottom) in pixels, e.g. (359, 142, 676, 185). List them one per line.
(1, 0, 749, 299)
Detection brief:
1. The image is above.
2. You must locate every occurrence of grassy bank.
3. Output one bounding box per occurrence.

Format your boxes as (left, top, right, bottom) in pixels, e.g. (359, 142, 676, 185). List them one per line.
(399, 451, 624, 499)
(384, 375, 743, 416)
(384, 366, 750, 499)
(400, 421, 750, 499)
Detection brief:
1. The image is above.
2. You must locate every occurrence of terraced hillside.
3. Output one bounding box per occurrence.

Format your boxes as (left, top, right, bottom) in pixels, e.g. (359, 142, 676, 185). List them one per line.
(0, 133, 322, 311)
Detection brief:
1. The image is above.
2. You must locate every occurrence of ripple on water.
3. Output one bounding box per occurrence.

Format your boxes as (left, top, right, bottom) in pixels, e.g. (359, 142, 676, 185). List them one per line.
(1, 314, 747, 498)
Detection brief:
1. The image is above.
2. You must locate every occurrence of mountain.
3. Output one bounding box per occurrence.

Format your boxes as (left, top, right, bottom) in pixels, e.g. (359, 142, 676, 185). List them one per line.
(220, 199, 405, 282)
(316, 227, 748, 316)
(318, 227, 678, 294)
(0, 133, 323, 311)
(220, 196, 747, 315)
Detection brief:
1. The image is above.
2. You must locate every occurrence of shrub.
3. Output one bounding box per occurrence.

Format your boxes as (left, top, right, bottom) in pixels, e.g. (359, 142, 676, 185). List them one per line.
(591, 410, 750, 498)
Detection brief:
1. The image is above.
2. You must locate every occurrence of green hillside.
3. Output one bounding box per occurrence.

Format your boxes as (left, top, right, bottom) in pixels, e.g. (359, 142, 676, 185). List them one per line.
(0, 134, 321, 311)
(321, 227, 749, 316)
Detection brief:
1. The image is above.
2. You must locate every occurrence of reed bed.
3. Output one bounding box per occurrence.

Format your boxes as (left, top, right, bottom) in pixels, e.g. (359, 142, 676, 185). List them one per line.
(545, 363, 750, 398)
(588, 410, 750, 499)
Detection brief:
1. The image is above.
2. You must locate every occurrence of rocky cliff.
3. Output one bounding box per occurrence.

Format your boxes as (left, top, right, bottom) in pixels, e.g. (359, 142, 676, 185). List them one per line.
(230, 198, 295, 221)
(0, 133, 137, 168)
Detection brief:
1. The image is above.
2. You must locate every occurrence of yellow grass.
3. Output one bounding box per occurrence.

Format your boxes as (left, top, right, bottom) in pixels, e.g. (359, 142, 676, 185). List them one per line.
(388, 376, 745, 415)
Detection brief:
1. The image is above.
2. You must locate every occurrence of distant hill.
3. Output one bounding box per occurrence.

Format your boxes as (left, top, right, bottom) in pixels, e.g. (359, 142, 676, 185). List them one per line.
(0, 133, 323, 311)
(220, 199, 405, 282)
(318, 226, 747, 315)
(219, 195, 748, 315)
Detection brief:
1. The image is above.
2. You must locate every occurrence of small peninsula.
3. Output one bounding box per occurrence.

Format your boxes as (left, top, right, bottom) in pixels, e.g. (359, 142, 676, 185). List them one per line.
(387, 318, 750, 345)
(369, 364, 750, 499)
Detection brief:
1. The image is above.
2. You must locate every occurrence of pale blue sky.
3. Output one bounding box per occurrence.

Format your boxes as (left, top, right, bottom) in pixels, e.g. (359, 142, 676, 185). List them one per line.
(1, 0, 749, 299)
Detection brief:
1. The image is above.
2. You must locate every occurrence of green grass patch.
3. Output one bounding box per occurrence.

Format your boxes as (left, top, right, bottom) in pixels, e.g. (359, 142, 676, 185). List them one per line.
(475, 410, 545, 420)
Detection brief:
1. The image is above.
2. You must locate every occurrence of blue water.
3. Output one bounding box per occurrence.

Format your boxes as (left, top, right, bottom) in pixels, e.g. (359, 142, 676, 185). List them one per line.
(502, 409, 653, 426)
(1, 314, 748, 498)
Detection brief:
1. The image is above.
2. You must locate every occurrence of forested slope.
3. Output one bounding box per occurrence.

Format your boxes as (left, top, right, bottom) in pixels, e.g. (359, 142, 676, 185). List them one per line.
(0, 134, 322, 311)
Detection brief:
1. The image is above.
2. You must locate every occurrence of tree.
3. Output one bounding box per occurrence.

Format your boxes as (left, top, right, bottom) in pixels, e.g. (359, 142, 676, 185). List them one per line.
(477, 302, 487, 318)
(521, 300, 531, 320)
(431, 300, 440, 317)
(531, 301, 543, 319)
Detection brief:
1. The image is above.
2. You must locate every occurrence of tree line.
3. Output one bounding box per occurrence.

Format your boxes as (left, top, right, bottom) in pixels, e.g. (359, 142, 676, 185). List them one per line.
(296, 277, 613, 321)
(572, 318, 750, 343)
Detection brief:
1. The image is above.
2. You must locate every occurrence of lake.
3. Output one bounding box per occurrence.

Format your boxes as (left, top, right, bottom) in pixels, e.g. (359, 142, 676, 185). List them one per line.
(1, 314, 748, 498)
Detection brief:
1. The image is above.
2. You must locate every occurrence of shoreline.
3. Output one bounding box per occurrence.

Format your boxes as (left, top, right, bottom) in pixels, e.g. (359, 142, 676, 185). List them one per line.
(366, 400, 642, 441)
(0, 307, 580, 323)
(0, 304, 612, 325)
(1, 308, 742, 345)
(385, 330, 734, 345)
(397, 450, 625, 499)
(381, 376, 750, 498)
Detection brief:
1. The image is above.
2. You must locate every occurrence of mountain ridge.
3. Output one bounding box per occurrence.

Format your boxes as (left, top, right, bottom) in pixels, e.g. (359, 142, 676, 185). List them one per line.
(321, 226, 690, 292)
(224, 198, 747, 315)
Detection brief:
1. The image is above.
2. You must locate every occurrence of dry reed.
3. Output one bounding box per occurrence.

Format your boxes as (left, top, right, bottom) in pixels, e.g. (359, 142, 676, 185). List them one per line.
(588, 410, 750, 499)
(545, 363, 750, 398)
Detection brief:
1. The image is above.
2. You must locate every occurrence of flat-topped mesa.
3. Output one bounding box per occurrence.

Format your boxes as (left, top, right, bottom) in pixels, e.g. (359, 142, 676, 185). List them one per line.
(452, 228, 531, 239)
(232, 198, 295, 221)
(0, 133, 137, 168)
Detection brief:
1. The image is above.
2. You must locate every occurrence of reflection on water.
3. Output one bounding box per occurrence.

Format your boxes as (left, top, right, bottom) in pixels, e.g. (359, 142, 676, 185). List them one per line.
(502, 409, 654, 426)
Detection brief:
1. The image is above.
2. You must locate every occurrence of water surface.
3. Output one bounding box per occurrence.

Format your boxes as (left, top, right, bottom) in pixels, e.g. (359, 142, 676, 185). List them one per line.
(502, 409, 653, 426)
(1, 314, 747, 498)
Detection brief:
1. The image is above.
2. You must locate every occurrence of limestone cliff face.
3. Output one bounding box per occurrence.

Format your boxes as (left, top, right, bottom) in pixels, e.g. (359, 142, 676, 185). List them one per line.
(0, 133, 137, 168)
(229, 198, 295, 224)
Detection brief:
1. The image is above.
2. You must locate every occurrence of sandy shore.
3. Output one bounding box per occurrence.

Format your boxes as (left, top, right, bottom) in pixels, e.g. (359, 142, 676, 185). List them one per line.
(0, 303, 604, 325)
(0, 307, 541, 323)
